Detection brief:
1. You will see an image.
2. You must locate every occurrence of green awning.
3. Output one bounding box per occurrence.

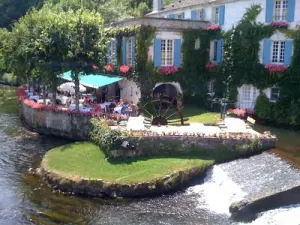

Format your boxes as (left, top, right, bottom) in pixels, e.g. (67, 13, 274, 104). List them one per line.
(59, 71, 123, 89)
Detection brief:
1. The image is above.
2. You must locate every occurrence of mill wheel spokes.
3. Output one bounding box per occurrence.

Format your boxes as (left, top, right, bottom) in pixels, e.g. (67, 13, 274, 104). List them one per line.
(138, 98, 188, 126)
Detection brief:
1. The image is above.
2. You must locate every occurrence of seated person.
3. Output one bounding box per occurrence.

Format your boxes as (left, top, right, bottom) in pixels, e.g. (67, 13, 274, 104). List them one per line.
(83, 95, 91, 105)
(117, 99, 124, 107)
(94, 104, 102, 112)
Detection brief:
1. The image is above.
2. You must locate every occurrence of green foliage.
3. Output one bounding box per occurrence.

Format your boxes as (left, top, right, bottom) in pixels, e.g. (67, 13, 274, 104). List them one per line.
(0, 0, 43, 28)
(90, 118, 124, 153)
(105, 26, 140, 38)
(222, 5, 275, 94)
(254, 93, 274, 121)
(180, 29, 223, 104)
(134, 26, 156, 99)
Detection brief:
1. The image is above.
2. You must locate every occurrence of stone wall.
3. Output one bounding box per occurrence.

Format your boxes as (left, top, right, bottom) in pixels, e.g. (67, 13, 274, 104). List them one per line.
(20, 103, 90, 140)
(109, 135, 277, 159)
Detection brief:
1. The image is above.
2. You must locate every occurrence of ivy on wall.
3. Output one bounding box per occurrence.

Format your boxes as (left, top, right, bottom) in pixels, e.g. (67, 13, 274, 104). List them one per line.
(180, 29, 222, 105)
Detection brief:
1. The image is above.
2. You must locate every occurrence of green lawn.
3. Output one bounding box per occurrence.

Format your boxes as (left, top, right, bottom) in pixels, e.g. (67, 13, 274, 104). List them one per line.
(44, 142, 215, 184)
(182, 105, 220, 124)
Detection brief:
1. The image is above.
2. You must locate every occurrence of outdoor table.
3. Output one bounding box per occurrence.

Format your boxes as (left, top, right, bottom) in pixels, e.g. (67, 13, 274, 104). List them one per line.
(37, 99, 51, 105)
(69, 104, 84, 111)
(29, 95, 39, 101)
(114, 106, 122, 114)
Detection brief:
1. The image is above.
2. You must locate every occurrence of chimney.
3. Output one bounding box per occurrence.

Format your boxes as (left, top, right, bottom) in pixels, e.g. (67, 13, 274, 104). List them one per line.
(153, 0, 163, 12)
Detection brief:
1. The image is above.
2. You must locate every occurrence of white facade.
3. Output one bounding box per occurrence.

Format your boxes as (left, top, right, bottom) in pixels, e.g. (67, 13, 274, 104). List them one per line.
(118, 79, 141, 104)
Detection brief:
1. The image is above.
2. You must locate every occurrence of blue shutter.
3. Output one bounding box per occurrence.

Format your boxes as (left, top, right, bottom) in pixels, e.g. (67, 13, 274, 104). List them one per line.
(107, 42, 111, 64)
(263, 39, 271, 64)
(287, 0, 295, 22)
(265, 0, 274, 23)
(216, 39, 223, 63)
(114, 40, 117, 65)
(122, 38, 127, 65)
(181, 12, 185, 19)
(174, 39, 182, 66)
(284, 40, 293, 66)
(132, 37, 136, 66)
(191, 10, 197, 20)
(168, 14, 175, 18)
(154, 38, 161, 67)
(219, 5, 225, 25)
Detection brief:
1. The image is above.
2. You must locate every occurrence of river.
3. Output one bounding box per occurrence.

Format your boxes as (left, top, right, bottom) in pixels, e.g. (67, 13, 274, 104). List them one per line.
(0, 85, 300, 225)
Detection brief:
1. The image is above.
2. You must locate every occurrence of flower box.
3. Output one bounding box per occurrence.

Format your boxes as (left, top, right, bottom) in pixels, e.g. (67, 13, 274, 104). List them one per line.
(207, 24, 221, 31)
(104, 64, 115, 72)
(157, 66, 179, 75)
(120, 65, 132, 74)
(270, 21, 288, 29)
(205, 62, 217, 70)
(265, 63, 287, 73)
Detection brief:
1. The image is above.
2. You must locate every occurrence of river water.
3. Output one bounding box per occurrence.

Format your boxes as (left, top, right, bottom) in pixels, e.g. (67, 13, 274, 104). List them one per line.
(0, 86, 300, 225)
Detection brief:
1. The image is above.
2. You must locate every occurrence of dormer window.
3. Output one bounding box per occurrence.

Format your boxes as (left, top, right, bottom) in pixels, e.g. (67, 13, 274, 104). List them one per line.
(274, 0, 288, 21)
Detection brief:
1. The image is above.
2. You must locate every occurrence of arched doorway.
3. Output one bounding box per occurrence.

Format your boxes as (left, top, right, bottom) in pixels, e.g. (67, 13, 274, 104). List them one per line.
(152, 82, 183, 106)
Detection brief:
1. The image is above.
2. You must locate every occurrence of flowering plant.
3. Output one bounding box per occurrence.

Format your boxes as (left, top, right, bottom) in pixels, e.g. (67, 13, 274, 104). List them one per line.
(270, 21, 288, 29)
(208, 24, 221, 31)
(104, 64, 114, 72)
(157, 66, 179, 75)
(120, 65, 131, 74)
(227, 108, 248, 118)
(265, 64, 287, 73)
(205, 62, 217, 70)
(92, 64, 99, 71)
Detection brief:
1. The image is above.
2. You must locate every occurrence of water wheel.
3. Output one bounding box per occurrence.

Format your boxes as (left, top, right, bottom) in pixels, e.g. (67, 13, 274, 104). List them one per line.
(138, 98, 189, 126)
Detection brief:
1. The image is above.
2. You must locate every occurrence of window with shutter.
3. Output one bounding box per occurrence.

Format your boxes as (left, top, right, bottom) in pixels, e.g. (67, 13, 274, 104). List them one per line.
(161, 39, 174, 65)
(127, 38, 133, 66)
(109, 39, 117, 65)
(274, 0, 288, 21)
(270, 87, 280, 101)
(271, 40, 285, 64)
(212, 7, 219, 24)
(195, 38, 200, 50)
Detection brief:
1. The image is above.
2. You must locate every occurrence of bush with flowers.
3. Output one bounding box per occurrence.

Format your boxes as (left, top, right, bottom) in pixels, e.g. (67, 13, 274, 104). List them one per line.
(157, 66, 179, 75)
(227, 108, 248, 118)
(119, 65, 132, 74)
(270, 21, 288, 29)
(265, 64, 287, 73)
(104, 64, 115, 72)
(205, 62, 217, 70)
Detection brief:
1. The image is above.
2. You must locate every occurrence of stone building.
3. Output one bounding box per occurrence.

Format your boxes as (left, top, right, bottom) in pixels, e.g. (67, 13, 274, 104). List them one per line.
(107, 0, 299, 109)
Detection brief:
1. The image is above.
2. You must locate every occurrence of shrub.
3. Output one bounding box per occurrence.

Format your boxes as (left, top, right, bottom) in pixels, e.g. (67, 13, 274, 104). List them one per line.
(254, 93, 274, 121)
(90, 118, 124, 153)
(288, 100, 300, 126)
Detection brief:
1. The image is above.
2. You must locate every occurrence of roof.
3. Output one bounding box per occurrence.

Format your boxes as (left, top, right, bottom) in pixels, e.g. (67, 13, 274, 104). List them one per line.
(59, 71, 123, 89)
(147, 0, 231, 15)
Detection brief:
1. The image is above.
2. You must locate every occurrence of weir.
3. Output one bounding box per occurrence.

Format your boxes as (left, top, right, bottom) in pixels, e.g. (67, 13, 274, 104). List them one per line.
(186, 152, 300, 222)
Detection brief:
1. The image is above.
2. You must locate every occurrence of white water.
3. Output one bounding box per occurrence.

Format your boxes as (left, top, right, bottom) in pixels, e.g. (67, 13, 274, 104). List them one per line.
(186, 162, 300, 225)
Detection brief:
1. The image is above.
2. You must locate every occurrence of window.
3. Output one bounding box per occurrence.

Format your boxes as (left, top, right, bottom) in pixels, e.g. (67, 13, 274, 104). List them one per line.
(212, 7, 219, 24)
(175, 13, 183, 19)
(197, 9, 205, 20)
(274, 0, 288, 21)
(270, 87, 280, 101)
(271, 41, 285, 64)
(211, 40, 218, 61)
(127, 38, 133, 66)
(195, 38, 200, 50)
(208, 80, 215, 93)
(161, 39, 173, 65)
(109, 39, 116, 65)
(240, 85, 257, 101)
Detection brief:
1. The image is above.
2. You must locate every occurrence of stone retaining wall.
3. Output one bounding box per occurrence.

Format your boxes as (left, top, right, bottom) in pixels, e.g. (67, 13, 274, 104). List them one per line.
(109, 135, 277, 159)
(20, 103, 90, 140)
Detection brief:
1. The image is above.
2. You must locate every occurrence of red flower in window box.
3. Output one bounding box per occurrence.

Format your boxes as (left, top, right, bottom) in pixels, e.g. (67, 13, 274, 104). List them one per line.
(265, 64, 287, 73)
(120, 65, 132, 74)
(205, 62, 217, 70)
(207, 24, 221, 31)
(157, 66, 179, 75)
(104, 64, 114, 72)
(270, 21, 289, 29)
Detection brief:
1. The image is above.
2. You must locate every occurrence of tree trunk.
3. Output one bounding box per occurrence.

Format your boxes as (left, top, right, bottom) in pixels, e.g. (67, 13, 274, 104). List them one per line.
(51, 77, 57, 106)
(74, 73, 80, 111)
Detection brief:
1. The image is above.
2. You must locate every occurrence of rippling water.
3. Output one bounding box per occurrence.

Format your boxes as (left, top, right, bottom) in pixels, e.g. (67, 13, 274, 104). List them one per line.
(0, 85, 300, 225)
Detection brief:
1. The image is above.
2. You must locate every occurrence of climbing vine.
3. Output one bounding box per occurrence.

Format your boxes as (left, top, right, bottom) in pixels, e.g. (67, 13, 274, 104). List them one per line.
(180, 29, 222, 105)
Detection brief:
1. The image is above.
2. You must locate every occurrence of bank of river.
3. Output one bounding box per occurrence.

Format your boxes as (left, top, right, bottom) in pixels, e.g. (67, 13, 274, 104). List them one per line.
(0, 85, 300, 224)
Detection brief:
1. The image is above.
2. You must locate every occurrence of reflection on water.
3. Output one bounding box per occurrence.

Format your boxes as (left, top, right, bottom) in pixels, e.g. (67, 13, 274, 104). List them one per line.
(0, 85, 300, 225)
